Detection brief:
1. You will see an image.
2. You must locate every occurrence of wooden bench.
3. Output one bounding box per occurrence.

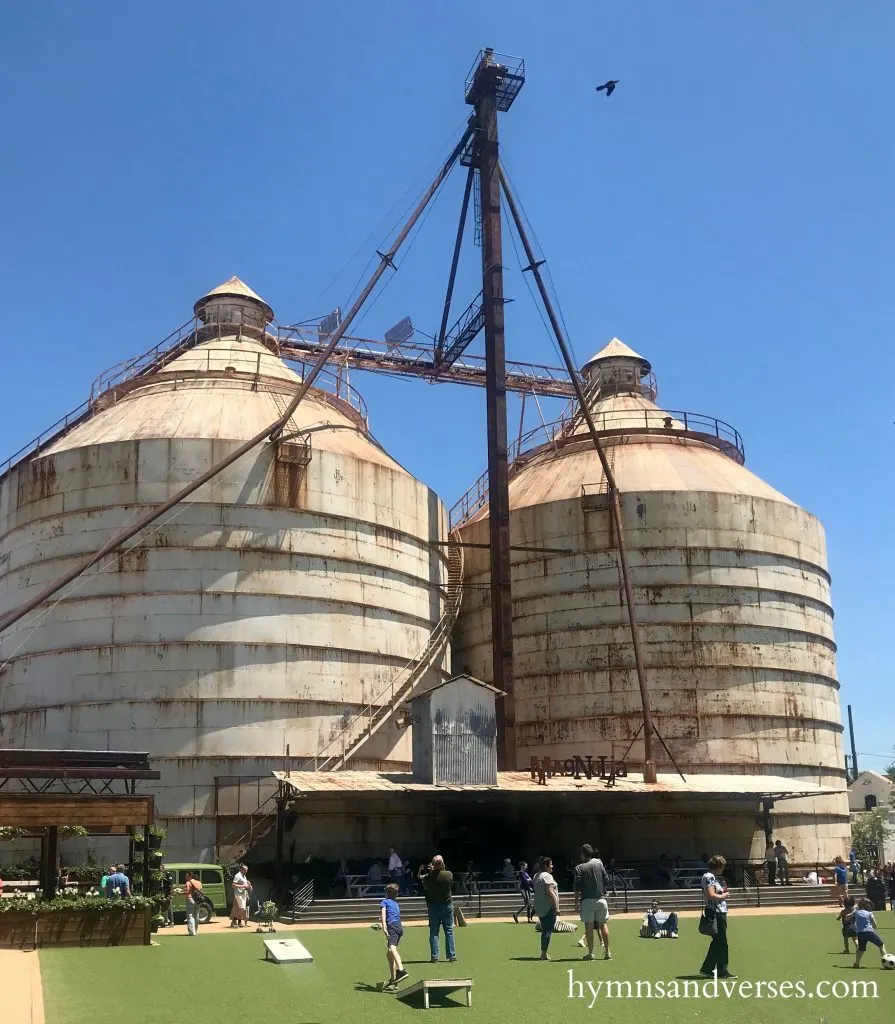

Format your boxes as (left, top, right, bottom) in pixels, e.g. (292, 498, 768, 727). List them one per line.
(400, 978, 473, 1008)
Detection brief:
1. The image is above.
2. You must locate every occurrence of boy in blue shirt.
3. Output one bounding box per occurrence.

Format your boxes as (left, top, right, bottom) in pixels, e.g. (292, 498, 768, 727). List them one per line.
(379, 883, 408, 991)
(847, 899, 888, 968)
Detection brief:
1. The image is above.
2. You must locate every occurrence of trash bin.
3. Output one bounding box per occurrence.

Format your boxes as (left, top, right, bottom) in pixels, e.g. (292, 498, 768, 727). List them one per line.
(866, 876, 887, 912)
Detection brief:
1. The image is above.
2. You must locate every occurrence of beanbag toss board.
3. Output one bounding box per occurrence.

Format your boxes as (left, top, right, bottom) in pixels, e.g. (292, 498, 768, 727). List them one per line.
(398, 979, 473, 1008)
(263, 938, 314, 963)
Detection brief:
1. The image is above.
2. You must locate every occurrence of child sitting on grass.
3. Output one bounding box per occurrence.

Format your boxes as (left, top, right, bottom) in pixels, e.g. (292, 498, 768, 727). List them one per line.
(836, 895, 857, 954)
(379, 883, 409, 991)
(847, 898, 888, 969)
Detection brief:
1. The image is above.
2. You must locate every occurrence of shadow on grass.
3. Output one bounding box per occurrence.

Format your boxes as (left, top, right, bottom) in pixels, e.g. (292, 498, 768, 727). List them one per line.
(509, 956, 588, 962)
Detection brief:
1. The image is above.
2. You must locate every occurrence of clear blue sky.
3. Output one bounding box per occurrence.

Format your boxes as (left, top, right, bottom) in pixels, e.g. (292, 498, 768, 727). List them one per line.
(1, 2, 892, 767)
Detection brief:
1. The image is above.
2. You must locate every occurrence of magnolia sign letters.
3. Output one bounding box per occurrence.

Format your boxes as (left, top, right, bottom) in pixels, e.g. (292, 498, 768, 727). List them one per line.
(530, 755, 627, 786)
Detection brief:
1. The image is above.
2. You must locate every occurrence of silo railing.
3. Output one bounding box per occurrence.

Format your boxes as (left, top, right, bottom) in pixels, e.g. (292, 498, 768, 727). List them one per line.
(449, 407, 746, 528)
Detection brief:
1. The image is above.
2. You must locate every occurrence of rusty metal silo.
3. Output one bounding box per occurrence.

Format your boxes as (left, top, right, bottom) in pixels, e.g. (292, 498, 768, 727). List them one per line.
(451, 338, 849, 862)
(0, 278, 455, 860)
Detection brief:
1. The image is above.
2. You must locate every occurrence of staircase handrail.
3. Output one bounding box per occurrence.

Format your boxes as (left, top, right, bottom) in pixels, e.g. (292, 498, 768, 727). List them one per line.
(304, 530, 464, 771)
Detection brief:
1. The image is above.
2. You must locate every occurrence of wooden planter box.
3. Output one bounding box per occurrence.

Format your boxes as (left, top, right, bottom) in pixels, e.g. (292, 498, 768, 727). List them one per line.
(0, 907, 151, 949)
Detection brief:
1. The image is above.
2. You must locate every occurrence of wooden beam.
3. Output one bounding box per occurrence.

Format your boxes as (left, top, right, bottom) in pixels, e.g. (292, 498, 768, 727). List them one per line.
(0, 794, 154, 828)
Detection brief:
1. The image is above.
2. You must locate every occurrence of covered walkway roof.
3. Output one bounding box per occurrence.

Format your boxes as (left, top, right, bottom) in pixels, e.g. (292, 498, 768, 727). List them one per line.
(274, 771, 839, 803)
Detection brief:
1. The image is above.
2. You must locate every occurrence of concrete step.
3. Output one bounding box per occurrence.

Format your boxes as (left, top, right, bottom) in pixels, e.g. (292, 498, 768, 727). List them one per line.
(287, 884, 862, 925)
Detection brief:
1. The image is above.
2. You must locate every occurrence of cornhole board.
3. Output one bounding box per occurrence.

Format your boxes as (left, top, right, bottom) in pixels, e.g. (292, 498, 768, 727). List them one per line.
(263, 938, 314, 963)
(399, 979, 473, 1008)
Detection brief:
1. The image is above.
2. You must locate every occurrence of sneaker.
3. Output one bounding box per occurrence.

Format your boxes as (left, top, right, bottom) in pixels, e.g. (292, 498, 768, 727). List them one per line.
(577, 937, 587, 948)
(395, 970, 409, 983)
(430, 958, 439, 963)
(448, 957, 457, 963)
(671, 932, 679, 939)
(583, 952, 595, 961)
(540, 952, 551, 960)
(604, 952, 612, 961)
(513, 913, 519, 924)
(719, 973, 737, 979)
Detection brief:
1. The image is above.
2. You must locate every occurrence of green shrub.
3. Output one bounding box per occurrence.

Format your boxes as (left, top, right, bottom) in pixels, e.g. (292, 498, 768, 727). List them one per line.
(0, 894, 156, 916)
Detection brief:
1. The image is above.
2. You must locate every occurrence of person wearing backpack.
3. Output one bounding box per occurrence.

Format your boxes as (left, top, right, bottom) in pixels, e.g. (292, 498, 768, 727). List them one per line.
(183, 871, 204, 936)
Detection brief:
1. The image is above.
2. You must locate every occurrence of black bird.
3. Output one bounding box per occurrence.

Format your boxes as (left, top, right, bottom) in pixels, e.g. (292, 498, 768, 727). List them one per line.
(596, 80, 619, 97)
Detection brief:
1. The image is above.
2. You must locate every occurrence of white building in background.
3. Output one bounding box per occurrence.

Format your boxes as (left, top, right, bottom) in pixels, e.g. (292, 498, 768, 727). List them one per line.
(848, 770, 895, 865)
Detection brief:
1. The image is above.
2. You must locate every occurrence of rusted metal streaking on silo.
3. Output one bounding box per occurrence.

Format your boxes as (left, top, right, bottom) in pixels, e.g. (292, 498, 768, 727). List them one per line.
(498, 164, 682, 786)
(0, 124, 474, 640)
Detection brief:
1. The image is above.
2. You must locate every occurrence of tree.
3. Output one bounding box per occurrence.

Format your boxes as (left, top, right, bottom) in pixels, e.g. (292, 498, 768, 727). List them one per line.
(884, 750, 895, 784)
(850, 808, 893, 865)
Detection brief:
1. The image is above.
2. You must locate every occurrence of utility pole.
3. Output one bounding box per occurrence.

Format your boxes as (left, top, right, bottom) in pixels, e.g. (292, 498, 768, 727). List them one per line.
(466, 49, 524, 769)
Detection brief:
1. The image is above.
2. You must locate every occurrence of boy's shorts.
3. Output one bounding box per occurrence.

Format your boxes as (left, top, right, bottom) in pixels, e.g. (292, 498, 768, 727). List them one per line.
(580, 898, 609, 925)
(857, 932, 883, 951)
(387, 923, 404, 946)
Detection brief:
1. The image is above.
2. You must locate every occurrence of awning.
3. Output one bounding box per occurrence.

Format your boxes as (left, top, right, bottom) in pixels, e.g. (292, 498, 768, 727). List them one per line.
(273, 770, 840, 803)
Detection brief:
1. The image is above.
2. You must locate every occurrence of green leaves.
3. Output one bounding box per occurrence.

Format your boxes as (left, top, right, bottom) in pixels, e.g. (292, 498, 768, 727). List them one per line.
(0, 894, 156, 916)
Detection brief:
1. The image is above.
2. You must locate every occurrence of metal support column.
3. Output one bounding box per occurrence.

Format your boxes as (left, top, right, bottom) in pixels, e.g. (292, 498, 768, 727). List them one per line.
(274, 795, 286, 900)
(142, 824, 151, 897)
(44, 826, 59, 900)
(471, 51, 515, 768)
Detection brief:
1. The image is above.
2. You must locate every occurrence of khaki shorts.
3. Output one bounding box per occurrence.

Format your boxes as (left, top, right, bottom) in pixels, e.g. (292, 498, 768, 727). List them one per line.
(580, 898, 609, 925)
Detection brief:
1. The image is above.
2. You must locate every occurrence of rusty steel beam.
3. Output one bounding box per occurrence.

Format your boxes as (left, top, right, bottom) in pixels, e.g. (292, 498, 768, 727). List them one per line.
(473, 56, 516, 770)
(498, 164, 662, 785)
(0, 125, 474, 639)
(435, 163, 476, 365)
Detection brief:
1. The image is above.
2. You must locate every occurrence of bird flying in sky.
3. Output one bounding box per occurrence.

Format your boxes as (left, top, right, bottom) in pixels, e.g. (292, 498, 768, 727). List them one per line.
(595, 80, 619, 97)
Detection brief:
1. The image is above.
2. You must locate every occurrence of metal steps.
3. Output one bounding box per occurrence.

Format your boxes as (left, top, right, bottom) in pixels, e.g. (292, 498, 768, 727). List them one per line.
(288, 885, 862, 925)
(219, 533, 464, 861)
(307, 530, 465, 772)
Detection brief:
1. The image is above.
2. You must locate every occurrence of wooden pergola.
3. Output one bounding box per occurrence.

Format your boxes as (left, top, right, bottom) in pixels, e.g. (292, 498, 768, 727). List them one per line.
(0, 750, 159, 899)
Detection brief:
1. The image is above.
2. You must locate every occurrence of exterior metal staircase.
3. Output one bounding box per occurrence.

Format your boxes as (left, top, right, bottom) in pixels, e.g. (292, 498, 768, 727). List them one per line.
(306, 530, 465, 771)
(218, 531, 464, 861)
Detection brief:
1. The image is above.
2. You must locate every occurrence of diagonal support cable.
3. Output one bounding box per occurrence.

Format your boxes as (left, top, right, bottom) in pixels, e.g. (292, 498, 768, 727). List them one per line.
(499, 162, 675, 785)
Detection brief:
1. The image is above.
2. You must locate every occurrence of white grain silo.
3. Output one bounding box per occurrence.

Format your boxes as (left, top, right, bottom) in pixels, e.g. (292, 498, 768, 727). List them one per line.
(452, 338, 849, 862)
(0, 278, 452, 860)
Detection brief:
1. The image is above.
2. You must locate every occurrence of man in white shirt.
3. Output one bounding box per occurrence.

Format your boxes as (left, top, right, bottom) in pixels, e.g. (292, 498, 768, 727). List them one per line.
(645, 900, 679, 937)
(774, 840, 790, 886)
(388, 848, 403, 885)
(533, 856, 561, 961)
(765, 842, 777, 886)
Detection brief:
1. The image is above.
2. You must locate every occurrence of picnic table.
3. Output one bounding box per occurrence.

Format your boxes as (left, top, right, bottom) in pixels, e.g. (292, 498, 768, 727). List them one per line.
(470, 879, 517, 893)
(610, 869, 639, 891)
(342, 874, 386, 898)
(670, 867, 706, 888)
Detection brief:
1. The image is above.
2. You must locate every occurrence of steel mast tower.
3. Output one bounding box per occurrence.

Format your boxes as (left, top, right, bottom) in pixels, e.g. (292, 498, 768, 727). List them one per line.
(464, 50, 525, 768)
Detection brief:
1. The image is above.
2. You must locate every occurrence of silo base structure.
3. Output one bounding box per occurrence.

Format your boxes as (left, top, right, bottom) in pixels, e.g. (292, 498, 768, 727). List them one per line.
(451, 339, 850, 864)
(0, 279, 451, 862)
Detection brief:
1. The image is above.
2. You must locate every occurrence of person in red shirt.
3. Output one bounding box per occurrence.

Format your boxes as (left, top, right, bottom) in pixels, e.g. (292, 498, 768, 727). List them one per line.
(183, 872, 203, 936)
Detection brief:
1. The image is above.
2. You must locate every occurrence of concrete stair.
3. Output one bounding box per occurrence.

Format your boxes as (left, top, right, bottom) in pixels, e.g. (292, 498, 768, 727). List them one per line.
(285, 884, 862, 925)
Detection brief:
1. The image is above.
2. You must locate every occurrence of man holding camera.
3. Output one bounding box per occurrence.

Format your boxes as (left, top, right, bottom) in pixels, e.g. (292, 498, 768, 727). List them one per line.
(419, 855, 456, 962)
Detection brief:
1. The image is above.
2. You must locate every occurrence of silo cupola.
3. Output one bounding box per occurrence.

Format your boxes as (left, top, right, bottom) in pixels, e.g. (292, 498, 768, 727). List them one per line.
(581, 337, 654, 400)
(193, 275, 275, 330)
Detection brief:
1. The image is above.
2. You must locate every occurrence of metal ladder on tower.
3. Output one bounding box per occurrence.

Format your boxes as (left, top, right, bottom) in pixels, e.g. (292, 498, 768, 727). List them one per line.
(307, 530, 465, 772)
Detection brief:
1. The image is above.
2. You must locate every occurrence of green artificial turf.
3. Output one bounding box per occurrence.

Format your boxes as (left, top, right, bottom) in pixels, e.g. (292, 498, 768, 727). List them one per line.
(40, 914, 895, 1024)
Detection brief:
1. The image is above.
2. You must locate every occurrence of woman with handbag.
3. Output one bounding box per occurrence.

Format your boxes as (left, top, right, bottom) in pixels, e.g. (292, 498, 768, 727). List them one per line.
(698, 855, 737, 979)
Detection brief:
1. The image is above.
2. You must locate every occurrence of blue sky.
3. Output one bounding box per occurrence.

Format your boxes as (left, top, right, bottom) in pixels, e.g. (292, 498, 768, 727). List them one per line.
(1, 2, 892, 768)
